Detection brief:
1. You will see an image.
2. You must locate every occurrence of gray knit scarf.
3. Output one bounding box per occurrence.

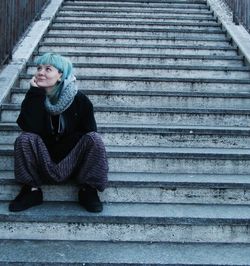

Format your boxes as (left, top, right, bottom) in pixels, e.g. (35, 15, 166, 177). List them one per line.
(45, 74, 78, 115)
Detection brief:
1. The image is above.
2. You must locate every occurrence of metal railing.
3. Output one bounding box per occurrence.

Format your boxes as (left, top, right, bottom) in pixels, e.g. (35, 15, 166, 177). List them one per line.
(0, 0, 50, 68)
(224, 0, 250, 32)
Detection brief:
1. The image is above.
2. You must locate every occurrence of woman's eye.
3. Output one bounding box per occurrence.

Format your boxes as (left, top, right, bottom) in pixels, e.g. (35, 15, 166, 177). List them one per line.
(46, 68, 51, 71)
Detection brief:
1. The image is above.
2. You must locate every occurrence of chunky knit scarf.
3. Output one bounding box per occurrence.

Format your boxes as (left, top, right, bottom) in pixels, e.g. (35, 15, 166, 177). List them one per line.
(45, 74, 78, 115)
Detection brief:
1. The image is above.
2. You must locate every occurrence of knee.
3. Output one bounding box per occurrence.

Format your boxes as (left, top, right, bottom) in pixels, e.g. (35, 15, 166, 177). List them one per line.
(86, 131, 104, 144)
(15, 132, 40, 147)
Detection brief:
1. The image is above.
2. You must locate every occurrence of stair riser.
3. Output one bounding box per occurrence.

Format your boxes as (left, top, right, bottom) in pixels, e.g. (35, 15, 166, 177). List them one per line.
(27, 66, 249, 79)
(10, 92, 250, 110)
(60, 7, 211, 14)
(0, 222, 249, 243)
(2, 184, 250, 204)
(49, 29, 225, 38)
(52, 22, 219, 30)
(1, 155, 250, 174)
(33, 55, 243, 67)
(59, 11, 214, 19)
(1, 130, 250, 149)
(43, 37, 230, 47)
(2, 110, 250, 127)
(19, 79, 250, 94)
(62, 3, 208, 9)
(55, 16, 217, 23)
(39, 46, 236, 56)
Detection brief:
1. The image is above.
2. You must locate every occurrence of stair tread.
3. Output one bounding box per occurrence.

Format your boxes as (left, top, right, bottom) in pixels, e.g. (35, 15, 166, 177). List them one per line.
(34, 51, 244, 59)
(1, 171, 250, 188)
(1, 201, 250, 224)
(0, 239, 249, 265)
(1, 144, 250, 155)
(19, 74, 250, 83)
(1, 122, 250, 133)
(27, 62, 249, 71)
(41, 42, 232, 49)
(4, 103, 250, 114)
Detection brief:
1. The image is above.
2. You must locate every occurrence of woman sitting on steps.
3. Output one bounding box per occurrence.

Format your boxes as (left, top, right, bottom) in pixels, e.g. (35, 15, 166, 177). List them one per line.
(8, 52, 109, 213)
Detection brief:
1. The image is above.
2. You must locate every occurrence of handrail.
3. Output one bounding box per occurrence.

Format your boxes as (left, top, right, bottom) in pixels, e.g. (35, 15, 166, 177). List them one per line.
(224, 0, 250, 32)
(0, 0, 50, 68)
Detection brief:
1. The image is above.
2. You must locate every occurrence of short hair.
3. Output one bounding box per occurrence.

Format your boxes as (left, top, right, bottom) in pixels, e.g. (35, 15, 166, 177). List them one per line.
(34, 53, 73, 82)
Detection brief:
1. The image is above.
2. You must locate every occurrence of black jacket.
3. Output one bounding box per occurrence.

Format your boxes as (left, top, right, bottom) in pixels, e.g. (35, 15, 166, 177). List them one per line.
(17, 86, 97, 163)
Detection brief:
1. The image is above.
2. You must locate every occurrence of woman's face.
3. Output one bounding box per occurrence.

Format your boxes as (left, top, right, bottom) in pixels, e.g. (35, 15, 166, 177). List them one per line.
(35, 64, 62, 91)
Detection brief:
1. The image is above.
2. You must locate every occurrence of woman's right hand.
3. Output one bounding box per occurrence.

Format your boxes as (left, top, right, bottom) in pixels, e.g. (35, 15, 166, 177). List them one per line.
(30, 76, 39, 87)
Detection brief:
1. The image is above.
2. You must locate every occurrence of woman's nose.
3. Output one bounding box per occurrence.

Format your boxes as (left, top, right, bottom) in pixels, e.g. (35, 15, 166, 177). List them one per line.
(37, 69, 45, 76)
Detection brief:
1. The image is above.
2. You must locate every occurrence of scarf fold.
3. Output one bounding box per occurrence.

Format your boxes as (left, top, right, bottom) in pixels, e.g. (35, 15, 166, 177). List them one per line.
(45, 74, 78, 115)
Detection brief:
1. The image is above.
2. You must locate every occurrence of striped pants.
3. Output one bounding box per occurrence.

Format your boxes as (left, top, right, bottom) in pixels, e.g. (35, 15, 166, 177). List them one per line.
(14, 131, 109, 192)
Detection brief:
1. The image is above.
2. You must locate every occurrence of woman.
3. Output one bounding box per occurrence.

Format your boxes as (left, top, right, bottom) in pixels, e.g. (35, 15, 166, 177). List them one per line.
(8, 53, 109, 213)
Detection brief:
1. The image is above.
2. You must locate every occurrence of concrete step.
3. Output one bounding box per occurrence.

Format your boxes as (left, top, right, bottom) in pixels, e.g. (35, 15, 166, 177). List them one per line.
(1, 201, 250, 242)
(56, 12, 218, 22)
(39, 42, 236, 56)
(2, 121, 250, 149)
(2, 103, 250, 127)
(48, 26, 226, 38)
(59, 6, 212, 15)
(59, 10, 215, 20)
(52, 20, 220, 30)
(62, 1, 208, 9)
(10, 87, 250, 109)
(1, 145, 250, 174)
(1, 240, 249, 265)
(18, 74, 250, 93)
(43, 34, 231, 47)
(67, 0, 207, 3)
(2, 170, 250, 204)
(26, 63, 250, 79)
(33, 51, 244, 66)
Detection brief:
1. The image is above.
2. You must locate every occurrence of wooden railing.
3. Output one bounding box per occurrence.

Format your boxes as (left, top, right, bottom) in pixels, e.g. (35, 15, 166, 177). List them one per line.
(0, 0, 50, 68)
(224, 0, 250, 32)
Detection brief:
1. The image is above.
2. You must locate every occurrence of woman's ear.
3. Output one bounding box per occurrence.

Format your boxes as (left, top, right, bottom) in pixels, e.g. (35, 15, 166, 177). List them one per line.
(58, 73, 62, 82)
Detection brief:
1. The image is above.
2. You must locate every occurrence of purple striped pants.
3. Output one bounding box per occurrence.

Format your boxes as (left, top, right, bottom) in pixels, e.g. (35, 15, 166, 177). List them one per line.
(14, 131, 109, 192)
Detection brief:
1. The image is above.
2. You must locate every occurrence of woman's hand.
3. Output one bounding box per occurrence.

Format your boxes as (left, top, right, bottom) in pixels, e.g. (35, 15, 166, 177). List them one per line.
(30, 76, 39, 87)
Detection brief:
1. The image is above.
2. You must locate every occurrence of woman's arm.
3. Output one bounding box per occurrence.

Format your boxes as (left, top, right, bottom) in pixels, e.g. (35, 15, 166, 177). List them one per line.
(16, 86, 47, 134)
(77, 92, 97, 133)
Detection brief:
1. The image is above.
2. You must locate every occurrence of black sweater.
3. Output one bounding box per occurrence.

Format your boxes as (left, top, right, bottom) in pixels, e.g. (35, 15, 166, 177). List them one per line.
(17, 86, 97, 163)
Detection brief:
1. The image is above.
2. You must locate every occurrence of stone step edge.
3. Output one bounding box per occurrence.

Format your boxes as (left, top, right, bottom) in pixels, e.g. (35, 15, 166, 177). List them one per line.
(53, 18, 219, 26)
(56, 13, 216, 20)
(2, 122, 250, 136)
(39, 42, 233, 50)
(26, 62, 248, 71)
(18, 74, 250, 84)
(48, 26, 226, 33)
(0, 239, 248, 266)
(62, 2, 208, 9)
(59, 7, 213, 15)
(68, 0, 207, 3)
(1, 145, 250, 160)
(1, 201, 250, 225)
(33, 51, 243, 60)
(45, 32, 229, 41)
(1, 171, 250, 189)
(4, 103, 250, 115)
(11, 88, 250, 99)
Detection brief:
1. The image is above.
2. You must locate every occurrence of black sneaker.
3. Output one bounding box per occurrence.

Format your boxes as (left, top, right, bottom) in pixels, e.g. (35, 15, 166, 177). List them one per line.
(9, 184, 43, 212)
(78, 184, 103, 213)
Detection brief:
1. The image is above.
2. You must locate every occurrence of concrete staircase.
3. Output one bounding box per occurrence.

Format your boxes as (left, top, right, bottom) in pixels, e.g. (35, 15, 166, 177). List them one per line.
(1, 0, 250, 264)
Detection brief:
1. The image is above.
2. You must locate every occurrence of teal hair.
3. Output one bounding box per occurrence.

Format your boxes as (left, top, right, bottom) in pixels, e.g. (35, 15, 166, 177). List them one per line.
(34, 52, 73, 82)
(34, 53, 73, 104)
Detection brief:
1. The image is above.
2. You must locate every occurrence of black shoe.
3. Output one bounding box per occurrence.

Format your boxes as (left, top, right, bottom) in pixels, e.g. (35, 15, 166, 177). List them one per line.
(78, 184, 103, 213)
(9, 184, 43, 212)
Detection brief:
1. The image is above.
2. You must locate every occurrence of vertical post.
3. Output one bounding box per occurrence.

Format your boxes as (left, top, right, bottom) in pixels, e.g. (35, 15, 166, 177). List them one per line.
(0, 0, 50, 67)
